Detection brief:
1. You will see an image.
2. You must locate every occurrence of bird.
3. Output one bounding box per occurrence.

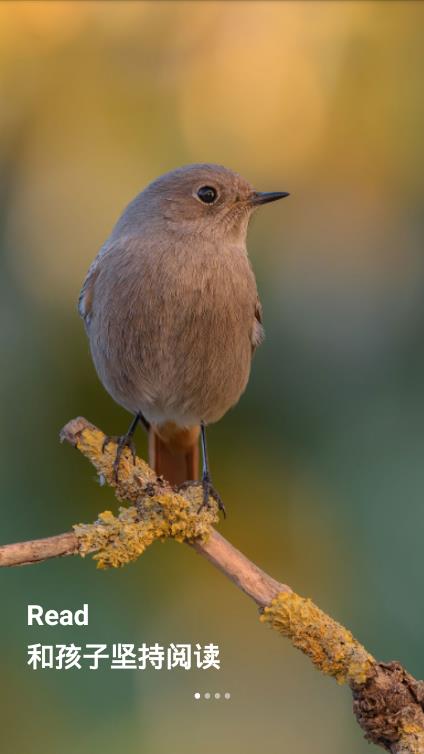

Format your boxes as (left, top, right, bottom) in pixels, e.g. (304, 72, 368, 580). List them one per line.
(78, 163, 288, 513)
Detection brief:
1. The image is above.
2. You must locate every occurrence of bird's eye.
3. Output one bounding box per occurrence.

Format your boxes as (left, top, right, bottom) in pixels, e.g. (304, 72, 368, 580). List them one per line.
(196, 185, 218, 204)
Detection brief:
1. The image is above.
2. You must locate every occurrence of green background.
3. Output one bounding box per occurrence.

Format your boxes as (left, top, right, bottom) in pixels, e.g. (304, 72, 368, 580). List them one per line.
(0, 2, 423, 752)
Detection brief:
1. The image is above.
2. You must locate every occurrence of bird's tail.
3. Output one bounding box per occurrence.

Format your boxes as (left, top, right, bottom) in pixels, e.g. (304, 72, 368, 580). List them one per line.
(148, 422, 200, 487)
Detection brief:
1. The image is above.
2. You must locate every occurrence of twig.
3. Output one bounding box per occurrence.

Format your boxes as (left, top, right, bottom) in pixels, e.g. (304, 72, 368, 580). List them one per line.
(0, 532, 76, 567)
(0, 416, 423, 753)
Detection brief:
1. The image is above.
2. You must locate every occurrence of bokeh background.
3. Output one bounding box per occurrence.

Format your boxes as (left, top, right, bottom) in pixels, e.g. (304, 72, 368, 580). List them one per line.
(1, 1, 424, 752)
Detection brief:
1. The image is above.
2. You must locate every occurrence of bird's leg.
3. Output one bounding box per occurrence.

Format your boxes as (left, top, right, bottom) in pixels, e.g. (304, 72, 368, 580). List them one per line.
(137, 413, 151, 433)
(198, 422, 226, 517)
(102, 412, 150, 482)
(176, 423, 226, 517)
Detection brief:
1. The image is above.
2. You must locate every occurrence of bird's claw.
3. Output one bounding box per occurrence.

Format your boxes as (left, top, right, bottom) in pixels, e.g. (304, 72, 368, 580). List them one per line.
(102, 433, 137, 482)
(199, 474, 226, 518)
(178, 476, 226, 518)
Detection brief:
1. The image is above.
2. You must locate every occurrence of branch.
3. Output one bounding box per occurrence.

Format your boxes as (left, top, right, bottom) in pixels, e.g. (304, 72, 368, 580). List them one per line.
(0, 417, 423, 753)
(0, 532, 77, 567)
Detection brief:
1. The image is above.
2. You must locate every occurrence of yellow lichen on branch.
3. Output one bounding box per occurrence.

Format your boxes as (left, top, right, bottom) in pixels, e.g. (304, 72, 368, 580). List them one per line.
(60, 417, 218, 568)
(260, 591, 374, 685)
(61, 417, 157, 502)
(74, 492, 218, 569)
(261, 592, 424, 752)
(396, 727, 424, 754)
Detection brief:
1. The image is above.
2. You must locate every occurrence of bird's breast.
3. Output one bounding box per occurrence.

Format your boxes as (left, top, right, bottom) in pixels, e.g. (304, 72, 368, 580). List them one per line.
(90, 237, 258, 425)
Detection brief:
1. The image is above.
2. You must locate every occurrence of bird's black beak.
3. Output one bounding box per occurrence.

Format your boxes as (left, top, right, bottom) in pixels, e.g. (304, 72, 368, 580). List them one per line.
(251, 191, 290, 206)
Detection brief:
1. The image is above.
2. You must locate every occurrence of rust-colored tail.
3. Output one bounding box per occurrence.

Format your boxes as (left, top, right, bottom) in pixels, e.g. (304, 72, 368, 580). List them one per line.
(148, 423, 200, 487)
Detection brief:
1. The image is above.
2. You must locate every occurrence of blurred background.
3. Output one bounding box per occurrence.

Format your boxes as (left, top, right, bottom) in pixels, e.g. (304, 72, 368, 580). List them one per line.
(0, 1, 423, 752)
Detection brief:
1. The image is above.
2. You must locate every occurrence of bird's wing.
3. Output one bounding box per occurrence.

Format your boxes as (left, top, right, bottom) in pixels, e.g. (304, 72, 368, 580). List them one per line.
(78, 256, 101, 327)
(251, 297, 265, 351)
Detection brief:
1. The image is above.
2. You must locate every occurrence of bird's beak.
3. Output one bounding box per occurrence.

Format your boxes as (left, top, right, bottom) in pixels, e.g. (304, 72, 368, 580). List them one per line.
(250, 191, 290, 206)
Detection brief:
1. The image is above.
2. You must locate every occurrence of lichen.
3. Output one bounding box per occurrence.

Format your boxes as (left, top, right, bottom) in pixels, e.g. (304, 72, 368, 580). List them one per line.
(396, 727, 424, 754)
(396, 724, 424, 754)
(260, 591, 374, 685)
(63, 420, 158, 504)
(74, 486, 218, 569)
(353, 661, 424, 751)
(62, 418, 218, 568)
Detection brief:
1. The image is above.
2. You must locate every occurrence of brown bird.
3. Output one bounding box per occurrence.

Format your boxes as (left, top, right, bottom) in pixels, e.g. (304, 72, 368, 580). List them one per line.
(78, 164, 288, 512)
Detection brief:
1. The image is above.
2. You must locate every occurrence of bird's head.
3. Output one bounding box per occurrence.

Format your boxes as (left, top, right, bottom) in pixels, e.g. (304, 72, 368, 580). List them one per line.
(116, 164, 289, 243)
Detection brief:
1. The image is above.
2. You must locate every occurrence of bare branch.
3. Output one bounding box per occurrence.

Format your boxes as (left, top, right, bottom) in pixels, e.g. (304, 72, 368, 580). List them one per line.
(0, 532, 76, 567)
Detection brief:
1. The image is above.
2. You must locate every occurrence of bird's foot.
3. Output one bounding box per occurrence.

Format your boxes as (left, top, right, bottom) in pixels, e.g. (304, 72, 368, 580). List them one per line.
(102, 433, 137, 482)
(200, 473, 226, 517)
(178, 475, 226, 518)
